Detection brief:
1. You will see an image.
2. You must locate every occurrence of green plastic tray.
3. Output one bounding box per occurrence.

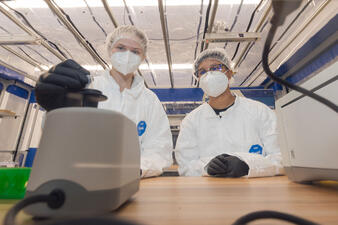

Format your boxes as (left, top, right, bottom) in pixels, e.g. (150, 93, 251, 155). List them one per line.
(0, 168, 31, 199)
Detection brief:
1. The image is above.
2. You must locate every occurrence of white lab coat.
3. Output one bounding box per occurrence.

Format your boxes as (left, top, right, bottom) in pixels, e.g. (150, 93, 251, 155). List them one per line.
(175, 95, 284, 177)
(90, 70, 173, 178)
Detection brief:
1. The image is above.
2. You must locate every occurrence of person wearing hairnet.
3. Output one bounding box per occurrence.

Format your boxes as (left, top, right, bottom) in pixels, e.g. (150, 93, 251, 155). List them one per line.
(175, 48, 283, 178)
(35, 25, 173, 178)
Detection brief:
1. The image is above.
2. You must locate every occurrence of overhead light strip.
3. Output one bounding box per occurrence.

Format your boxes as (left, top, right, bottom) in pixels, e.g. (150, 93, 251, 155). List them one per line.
(7, 0, 261, 8)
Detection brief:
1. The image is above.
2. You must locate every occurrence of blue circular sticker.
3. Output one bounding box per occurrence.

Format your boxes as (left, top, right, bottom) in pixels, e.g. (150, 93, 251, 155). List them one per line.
(137, 121, 147, 136)
(249, 144, 263, 155)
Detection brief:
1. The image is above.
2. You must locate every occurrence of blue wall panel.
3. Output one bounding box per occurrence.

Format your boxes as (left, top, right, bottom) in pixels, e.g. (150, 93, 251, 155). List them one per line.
(0, 65, 25, 81)
(6, 85, 29, 99)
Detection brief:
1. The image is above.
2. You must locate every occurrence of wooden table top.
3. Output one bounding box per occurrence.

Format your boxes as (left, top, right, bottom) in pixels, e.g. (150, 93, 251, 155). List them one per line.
(1, 176, 338, 225)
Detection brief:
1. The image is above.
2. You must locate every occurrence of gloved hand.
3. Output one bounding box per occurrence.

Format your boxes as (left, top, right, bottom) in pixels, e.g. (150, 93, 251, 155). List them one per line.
(35, 59, 90, 111)
(207, 154, 249, 177)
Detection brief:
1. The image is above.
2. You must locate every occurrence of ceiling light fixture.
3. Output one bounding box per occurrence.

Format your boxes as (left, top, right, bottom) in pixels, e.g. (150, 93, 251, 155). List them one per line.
(6, 0, 261, 9)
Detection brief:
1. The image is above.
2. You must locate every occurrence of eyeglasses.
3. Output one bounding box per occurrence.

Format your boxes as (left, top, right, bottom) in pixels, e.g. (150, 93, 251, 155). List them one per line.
(195, 64, 228, 78)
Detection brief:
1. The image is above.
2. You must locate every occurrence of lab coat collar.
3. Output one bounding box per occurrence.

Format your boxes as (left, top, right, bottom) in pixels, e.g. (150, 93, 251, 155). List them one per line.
(124, 74, 145, 99)
(102, 70, 145, 99)
(204, 93, 240, 118)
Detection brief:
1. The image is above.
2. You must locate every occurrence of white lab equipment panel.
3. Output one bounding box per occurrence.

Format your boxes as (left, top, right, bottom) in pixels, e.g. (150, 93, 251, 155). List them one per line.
(276, 61, 338, 182)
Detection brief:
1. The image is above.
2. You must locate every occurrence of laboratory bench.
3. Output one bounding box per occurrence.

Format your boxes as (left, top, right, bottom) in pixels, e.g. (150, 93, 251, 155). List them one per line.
(1, 176, 338, 225)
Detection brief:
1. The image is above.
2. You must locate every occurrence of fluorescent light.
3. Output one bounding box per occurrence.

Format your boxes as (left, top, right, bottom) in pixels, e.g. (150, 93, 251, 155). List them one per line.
(139, 64, 192, 70)
(83, 65, 103, 71)
(83, 64, 192, 71)
(6, 0, 261, 9)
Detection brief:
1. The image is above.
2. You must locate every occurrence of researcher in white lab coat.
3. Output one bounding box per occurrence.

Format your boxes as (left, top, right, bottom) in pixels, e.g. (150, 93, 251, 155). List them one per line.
(175, 48, 284, 178)
(35, 25, 173, 178)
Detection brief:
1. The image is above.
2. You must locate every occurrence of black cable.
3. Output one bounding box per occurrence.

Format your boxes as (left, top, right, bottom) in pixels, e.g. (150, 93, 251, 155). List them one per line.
(224, 0, 244, 49)
(26, 46, 54, 64)
(163, 0, 172, 61)
(229, 0, 244, 31)
(3, 2, 68, 59)
(122, 0, 135, 25)
(194, 0, 204, 60)
(200, 0, 212, 52)
(262, 20, 338, 113)
(191, 0, 204, 85)
(246, 0, 264, 33)
(231, 42, 240, 61)
(0, 25, 11, 34)
(4, 190, 65, 225)
(237, 20, 268, 69)
(18, 47, 43, 65)
(83, 0, 107, 36)
(240, 0, 311, 86)
(232, 210, 319, 225)
(231, 0, 264, 61)
(163, 0, 174, 86)
(144, 58, 157, 86)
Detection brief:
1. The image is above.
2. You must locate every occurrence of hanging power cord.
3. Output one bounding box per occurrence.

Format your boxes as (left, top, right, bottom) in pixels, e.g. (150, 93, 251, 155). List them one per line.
(122, 0, 135, 25)
(2, 2, 68, 59)
(223, 0, 244, 50)
(237, 20, 268, 68)
(239, 0, 312, 85)
(83, 0, 107, 36)
(231, 0, 264, 61)
(191, 0, 204, 85)
(163, 0, 173, 65)
(231, 210, 319, 225)
(26, 45, 54, 64)
(194, 0, 204, 60)
(262, 0, 338, 113)
(200, 0, 212, 52)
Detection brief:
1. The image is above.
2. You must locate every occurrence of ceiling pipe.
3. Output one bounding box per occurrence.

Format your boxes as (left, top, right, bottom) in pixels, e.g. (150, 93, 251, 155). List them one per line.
(0, 58, 38, 81)
(264, 29, 337, 88)
(0, 36, 41, 45)
(0, 3, 66, 61)
(203, 0, 219, 50)
(44, 0, 108, 70)
(246, 0, 331, 87)
(101, 0, 118, 28)
(158, 0, 174, 88)
(1, 45, 46, 71)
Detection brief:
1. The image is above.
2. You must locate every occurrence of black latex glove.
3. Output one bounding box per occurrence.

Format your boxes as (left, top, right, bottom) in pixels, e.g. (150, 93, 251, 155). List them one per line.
(35, 59, 90, 111)
(207, 154, 249, 177)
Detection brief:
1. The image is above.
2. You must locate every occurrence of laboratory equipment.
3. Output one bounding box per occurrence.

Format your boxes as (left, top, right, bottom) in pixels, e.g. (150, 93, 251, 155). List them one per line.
(22, 89, 141, 218)
(275, 61, 338, 182)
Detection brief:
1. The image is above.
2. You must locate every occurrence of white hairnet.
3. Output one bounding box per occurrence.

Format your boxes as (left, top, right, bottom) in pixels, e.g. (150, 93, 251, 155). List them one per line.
(105, 25, 148, 57)
(194, 48, 234, 74)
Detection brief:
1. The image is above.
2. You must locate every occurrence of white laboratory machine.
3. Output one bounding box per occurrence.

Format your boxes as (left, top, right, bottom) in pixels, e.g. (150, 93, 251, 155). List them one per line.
(275, 61, 338, 182)
(24, 107, 140, 218)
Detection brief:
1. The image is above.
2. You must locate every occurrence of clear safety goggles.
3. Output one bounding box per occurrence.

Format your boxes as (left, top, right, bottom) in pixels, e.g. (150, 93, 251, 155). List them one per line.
(192, 64, 229, 87)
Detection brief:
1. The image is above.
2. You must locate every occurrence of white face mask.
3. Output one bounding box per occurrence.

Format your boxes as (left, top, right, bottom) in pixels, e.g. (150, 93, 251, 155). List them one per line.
(200, 71, 228, 97)
(110, 51, 142, 75)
